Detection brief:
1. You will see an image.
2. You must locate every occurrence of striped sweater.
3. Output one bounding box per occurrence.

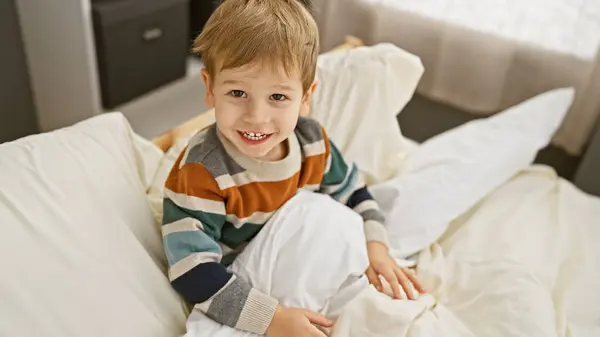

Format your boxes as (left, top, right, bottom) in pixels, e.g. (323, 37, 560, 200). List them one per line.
(162, 116, 387, 334)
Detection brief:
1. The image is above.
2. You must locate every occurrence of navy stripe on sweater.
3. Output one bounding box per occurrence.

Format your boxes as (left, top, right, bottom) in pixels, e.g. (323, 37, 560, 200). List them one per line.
(171, 262, 232, 304)
(346, 186, 374, 209)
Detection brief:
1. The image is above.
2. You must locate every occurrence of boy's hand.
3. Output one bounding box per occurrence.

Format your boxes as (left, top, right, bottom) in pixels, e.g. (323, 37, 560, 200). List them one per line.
(365, 242, 427, 300)
(266, 305, 333, 337)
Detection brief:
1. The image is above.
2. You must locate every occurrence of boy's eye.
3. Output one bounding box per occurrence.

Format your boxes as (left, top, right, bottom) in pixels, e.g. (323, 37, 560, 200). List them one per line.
(230, 90, 247, 98)
(270, 94, 287, 101)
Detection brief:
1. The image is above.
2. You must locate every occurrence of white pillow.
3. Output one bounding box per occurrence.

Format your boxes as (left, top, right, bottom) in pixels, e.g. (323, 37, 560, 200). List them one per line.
(311, 43, 424, 185)
(132, 132, 166, 190)
(371, 88, 576, 258)
(185, 191, 370, 337)
(0, 113, 187, 337)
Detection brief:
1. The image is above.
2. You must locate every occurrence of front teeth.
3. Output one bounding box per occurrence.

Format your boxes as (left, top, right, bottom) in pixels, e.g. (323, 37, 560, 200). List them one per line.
(243, 132, 267, 140)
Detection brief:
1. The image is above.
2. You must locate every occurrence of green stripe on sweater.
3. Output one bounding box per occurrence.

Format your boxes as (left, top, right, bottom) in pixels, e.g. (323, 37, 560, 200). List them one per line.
(330, 163, 359, 201)
(321, 140, 348, 185)
(220, 221, 262, 248)
(163, 198, 225, 240)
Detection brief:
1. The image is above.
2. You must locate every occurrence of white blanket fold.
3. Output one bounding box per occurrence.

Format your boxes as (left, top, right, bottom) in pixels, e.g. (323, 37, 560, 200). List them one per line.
(330, 166, 592, 337)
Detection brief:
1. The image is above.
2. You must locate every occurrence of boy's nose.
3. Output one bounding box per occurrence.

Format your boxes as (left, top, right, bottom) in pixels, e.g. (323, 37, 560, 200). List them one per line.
(244, 101, 269, 124)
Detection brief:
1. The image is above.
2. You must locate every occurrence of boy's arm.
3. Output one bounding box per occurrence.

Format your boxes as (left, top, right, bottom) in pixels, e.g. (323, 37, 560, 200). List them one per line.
(319, 130, 389, 247)
(163, 161, 278, 334)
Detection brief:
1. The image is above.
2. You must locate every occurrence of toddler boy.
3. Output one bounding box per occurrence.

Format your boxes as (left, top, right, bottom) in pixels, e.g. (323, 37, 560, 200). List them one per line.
(162, 1, 425, 336)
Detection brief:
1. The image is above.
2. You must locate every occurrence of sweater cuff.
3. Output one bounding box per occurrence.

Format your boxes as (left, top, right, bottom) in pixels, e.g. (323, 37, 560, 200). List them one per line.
(235, 288, 279, 334)
(364, 220, 389, 247)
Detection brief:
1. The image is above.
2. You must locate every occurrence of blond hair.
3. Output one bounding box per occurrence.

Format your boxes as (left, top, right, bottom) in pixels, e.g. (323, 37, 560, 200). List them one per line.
(192, 0, 320, 93)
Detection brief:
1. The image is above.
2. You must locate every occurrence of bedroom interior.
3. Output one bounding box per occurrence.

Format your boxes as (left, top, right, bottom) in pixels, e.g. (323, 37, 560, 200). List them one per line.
(3, 0, 599, 193)
(2, 1, 600, 336)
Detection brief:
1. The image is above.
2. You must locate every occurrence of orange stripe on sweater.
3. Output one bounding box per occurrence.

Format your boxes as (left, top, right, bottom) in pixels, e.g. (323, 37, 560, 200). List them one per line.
(224, 172, 300, 218)
(224, 150, 329, 218)
(298, 127, 331, 187)
(298, 153, 327, 187)
(165, 151, 224, 202)
(165, 131, 332, 219)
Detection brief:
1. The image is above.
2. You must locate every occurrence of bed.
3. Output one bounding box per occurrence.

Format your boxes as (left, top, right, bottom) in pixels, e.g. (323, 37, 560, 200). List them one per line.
(148, 38, 600, 337)
(1, 37, 599, 337)
(313, 0, 600, 156)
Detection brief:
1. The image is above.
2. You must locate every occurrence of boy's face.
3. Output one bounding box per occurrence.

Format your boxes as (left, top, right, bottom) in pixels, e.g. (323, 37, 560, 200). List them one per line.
(202, 62, 317, 161)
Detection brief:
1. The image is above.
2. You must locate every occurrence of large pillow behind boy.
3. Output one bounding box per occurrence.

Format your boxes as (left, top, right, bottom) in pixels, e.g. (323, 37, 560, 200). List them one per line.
(311, 43, 424, 185)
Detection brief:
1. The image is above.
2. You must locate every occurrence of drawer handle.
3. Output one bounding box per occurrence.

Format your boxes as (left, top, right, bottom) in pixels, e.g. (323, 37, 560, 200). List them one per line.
(143, 28, 163, 41)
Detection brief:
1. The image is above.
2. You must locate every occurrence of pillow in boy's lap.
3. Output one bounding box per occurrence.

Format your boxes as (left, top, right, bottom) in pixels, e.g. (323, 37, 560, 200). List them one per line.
(183, 191, 370, 337)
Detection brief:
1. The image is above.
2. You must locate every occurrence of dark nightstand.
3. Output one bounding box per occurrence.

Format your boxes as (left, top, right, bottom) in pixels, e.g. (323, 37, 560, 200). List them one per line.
(574, 121, 600, 197)
(92, 0, 190, 109)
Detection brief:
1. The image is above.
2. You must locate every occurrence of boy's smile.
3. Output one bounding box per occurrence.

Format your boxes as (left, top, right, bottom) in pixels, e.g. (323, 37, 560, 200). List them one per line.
(237, 130, 273, 144)
(202, 61, 317, 162)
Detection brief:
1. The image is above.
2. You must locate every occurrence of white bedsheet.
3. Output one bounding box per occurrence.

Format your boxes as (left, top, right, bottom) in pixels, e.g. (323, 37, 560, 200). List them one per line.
(332, 165, 600, 336)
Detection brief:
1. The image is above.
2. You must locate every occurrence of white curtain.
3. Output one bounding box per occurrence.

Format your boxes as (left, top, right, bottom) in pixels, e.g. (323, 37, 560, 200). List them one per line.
(314, 0, 600, 155)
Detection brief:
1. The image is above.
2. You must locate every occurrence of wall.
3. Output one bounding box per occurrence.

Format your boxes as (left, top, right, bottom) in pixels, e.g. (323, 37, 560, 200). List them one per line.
(0, 0, 38, 143)
(574, 121, 600, 196)
(15, 0, 102, 132)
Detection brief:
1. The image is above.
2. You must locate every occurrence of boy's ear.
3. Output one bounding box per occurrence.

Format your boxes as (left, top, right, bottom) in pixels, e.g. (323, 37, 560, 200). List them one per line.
(201, 68, 215, 107)
(309, 79, 318, 96)
(300, 80, 318, 117)
(303, 80, 319, 102)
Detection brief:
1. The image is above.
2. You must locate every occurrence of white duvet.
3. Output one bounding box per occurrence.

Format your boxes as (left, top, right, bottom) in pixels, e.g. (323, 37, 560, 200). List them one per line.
(334, 166, 600, 337)
(183, 166, 600, 337)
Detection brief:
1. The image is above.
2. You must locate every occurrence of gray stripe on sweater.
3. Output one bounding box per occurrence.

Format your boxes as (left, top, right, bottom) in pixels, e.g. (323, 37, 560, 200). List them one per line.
(184, 126, 246, 177)
(206, 277, 252, 327)
(359, 208, 386, 224)
(295, 116, 324, 147)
